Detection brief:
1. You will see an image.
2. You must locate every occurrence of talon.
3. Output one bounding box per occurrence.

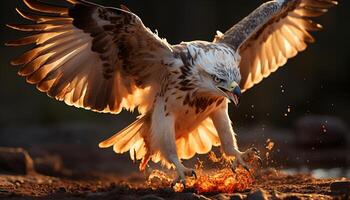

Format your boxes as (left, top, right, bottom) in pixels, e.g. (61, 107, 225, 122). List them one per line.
(257, 156, 263, 167)
(181, 179, 186, 187)
(243, 165, 250, 173)
(231, 148, 259, 173)
(171, 178, 186, 188)
(172, 168, 195, 188)
(231, 166, 236, 173)
(251, 147, 260, 156)
(191, 171, 197, 179)
(231, 159, 238, 173)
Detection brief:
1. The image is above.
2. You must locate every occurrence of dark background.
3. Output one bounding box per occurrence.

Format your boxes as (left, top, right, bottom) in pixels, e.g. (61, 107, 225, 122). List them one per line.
(0, 0, 349, 175)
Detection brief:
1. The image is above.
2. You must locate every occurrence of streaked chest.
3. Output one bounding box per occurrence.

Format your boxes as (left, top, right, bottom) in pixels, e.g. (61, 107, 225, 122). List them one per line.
(165, 90, 224, 135)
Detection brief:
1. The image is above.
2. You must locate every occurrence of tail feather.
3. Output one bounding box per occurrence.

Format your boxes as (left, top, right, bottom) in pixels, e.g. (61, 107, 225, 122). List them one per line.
(99, 116, 148, 161)
(100, 116, 221, 170)
(176, 118, 220, 161)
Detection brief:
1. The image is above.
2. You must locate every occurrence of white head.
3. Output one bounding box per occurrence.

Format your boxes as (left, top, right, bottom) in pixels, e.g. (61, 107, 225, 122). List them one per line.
(185, 42, 242, 106)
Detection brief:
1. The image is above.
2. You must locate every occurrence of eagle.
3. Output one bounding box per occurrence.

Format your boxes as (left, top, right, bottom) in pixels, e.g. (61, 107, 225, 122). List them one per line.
(6, 0, 337, 184)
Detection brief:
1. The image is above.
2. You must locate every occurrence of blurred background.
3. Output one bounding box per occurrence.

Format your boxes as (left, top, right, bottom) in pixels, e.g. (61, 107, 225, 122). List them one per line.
(0, 0, 349, 178)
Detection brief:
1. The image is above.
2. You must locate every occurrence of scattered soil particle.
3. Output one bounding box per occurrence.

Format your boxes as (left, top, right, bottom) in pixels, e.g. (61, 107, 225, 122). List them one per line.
(0, 170, 349, 200)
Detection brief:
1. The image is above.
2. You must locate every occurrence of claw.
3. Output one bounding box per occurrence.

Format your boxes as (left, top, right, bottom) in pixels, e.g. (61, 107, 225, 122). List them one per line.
(231, 159, 238, 173)
(251, 147, 260, 156)
(171, 177, 186, 188)
(172, 168, 196, 188)
(256, 156, 263, 167)
(191, 171, 197, 179)
(243, 165, 250, 173)
(181, 179, 186, 186)
(231, 148, 262, 174)
(231, 166, 236, 173)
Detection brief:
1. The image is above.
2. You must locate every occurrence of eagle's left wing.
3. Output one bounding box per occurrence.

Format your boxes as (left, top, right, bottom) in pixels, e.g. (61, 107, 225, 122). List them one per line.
(215, 0, 337, 91)
(6, 0, 174, 114)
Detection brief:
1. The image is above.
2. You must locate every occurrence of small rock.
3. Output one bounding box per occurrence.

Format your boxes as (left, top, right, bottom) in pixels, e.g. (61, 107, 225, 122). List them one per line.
(140, 195, 165, 200)
(57, 187, 67, 193)
(247, 189, 269, 200)
(34, 154, 65, 176)
(0, 147, 35, 175)
(330, 181, 350, 194)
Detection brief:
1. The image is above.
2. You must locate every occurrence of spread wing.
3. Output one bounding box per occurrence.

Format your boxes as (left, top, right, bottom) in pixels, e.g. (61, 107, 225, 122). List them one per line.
(6, 0, 174, 114)
(215, 0, 337, 91)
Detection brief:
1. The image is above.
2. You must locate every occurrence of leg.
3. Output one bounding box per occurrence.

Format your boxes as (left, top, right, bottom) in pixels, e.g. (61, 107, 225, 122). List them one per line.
(230, 147, 262, 172)
(150, 99, 196, 185)
(168, 155, 197, 186)
(210, 103, 262, 172)
(161, 129, 196, 185)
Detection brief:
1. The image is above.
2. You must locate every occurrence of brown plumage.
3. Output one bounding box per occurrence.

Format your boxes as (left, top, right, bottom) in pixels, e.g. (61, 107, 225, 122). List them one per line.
(215, 0, 338, 91)
(6, 0, 337, 184)
(6, 0, 173, 114)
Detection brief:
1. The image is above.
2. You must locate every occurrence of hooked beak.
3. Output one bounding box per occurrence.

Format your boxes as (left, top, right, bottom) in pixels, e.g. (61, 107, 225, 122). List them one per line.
(217, 82, 241, 107)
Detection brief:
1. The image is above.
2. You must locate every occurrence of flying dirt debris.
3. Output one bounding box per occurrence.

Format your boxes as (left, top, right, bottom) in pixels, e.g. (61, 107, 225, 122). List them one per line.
(6, 0, 338, 186)
(0, 0, 349, 198)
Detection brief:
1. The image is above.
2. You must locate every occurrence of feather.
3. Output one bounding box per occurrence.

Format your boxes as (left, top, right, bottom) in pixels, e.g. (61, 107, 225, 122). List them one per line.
(215, 0, 337, 92)
(15, 8, 71, 23)
(19, 53, 54, 76)
(7, 0, 173, 115)
(23, 0, 69, 15)
(6, 24, 62, 32)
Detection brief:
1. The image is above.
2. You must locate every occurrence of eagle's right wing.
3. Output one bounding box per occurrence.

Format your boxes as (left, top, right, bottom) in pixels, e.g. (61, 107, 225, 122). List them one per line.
(215, 0, 337, 92)
(6, 0, 175, 114)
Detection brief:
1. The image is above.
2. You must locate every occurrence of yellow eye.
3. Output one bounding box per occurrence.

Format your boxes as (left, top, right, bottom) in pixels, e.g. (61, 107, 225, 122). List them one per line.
(212, 75, 222, 83)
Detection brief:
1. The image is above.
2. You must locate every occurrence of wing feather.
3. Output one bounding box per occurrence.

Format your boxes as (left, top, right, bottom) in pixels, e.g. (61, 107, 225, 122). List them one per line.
(23, 0, 69, 15)
(215, 0, 337, 91)
(7, 0, 175, 114)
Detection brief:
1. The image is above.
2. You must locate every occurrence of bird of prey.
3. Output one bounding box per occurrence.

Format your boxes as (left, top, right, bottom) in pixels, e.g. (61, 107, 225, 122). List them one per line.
(6, 0, 337, 184)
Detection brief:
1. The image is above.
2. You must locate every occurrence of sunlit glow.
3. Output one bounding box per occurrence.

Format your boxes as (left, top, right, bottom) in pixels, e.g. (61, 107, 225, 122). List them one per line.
(147, 167, 253, 194)
(265, 139, 275, 165)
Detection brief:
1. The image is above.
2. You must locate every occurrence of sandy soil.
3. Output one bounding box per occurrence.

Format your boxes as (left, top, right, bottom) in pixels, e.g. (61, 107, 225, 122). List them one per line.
(0, 121, 349, 200)
(0, 168, 349, 200)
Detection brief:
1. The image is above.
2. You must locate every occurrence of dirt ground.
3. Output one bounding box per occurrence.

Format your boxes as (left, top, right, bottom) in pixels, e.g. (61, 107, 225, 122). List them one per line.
(0, 168, 349, 200)
(0, 121, 349, 200)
